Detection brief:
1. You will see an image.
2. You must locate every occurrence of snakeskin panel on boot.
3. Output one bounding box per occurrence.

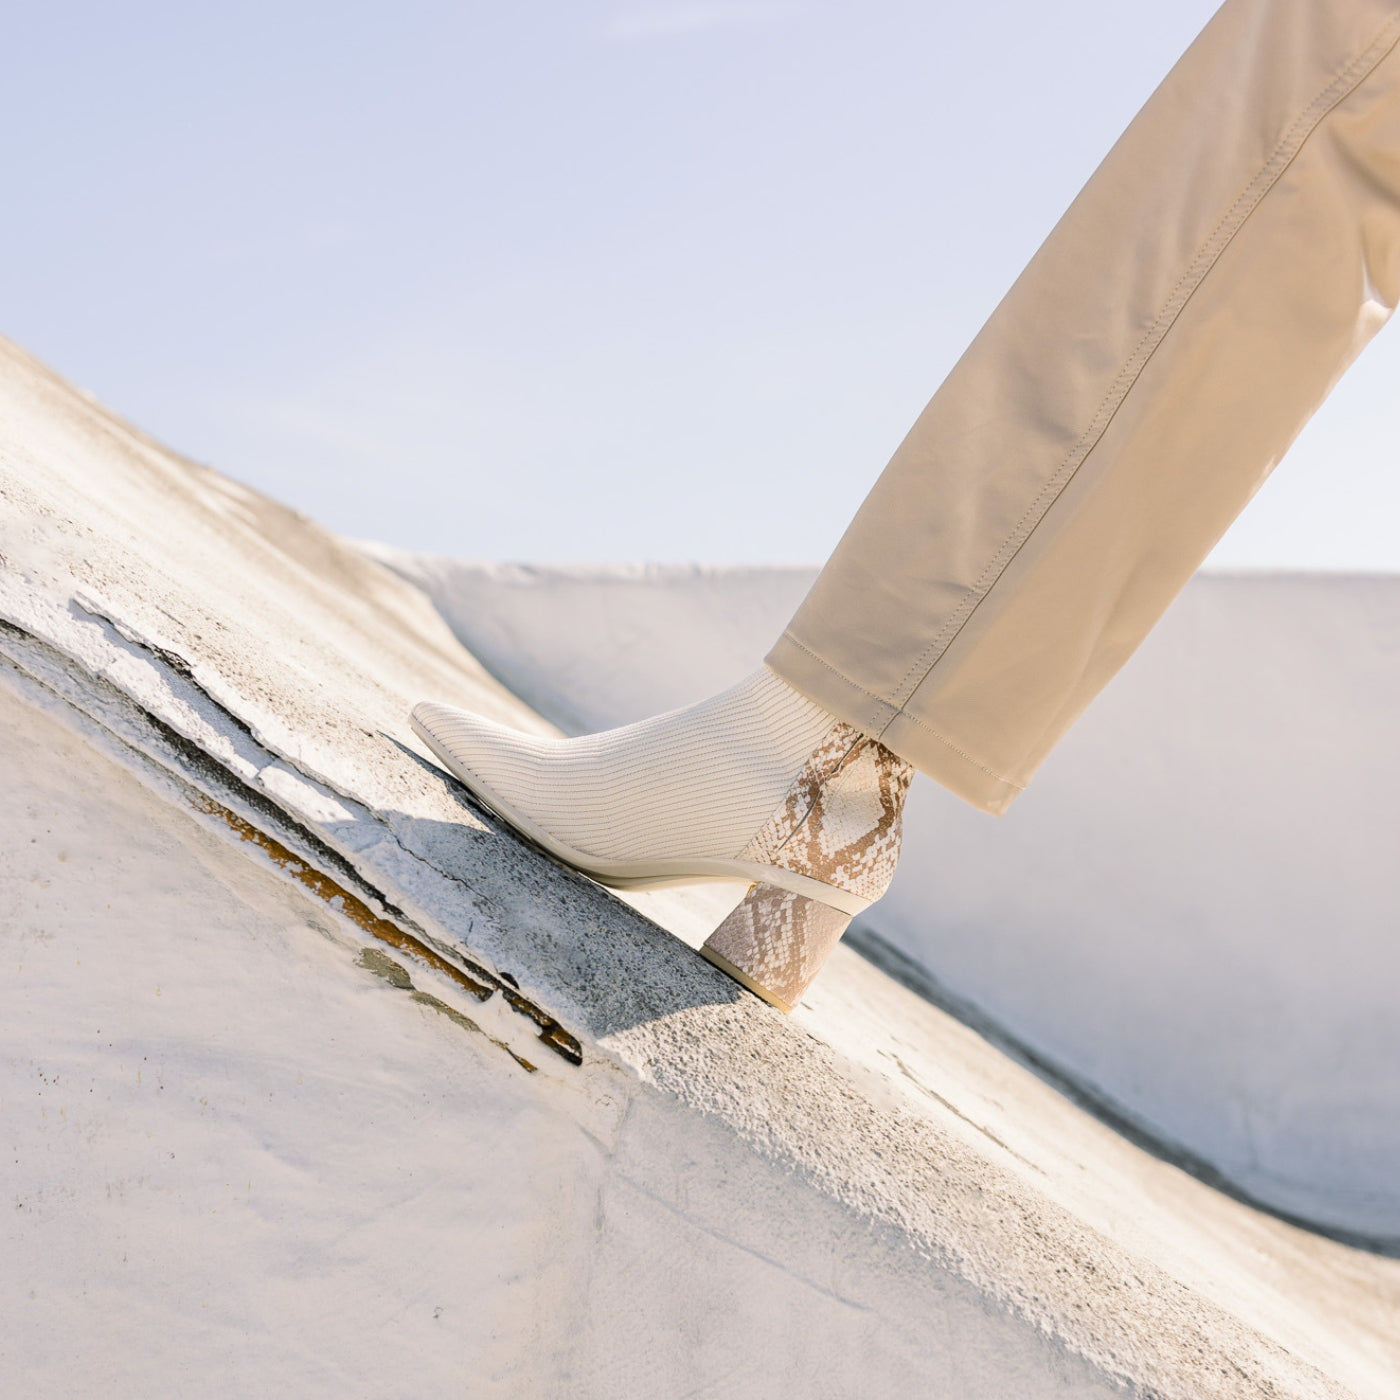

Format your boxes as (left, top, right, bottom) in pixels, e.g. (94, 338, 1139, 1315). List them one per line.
(700, 723, 913, 1010)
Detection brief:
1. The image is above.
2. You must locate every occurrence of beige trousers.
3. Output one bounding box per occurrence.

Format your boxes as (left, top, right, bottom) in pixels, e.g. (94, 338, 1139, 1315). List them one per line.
(768, 0, 1400, 814)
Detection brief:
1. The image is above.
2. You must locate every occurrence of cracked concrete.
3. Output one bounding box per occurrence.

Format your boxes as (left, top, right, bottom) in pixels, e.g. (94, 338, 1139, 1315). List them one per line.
(4, 333, 1400, 1397)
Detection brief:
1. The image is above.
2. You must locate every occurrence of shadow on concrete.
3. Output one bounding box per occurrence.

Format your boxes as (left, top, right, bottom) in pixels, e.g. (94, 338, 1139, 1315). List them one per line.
(381, 735, 746, 1039)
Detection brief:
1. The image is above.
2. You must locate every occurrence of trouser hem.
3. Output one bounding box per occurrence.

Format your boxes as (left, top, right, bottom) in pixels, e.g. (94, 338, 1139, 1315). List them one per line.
(765, 633, 1023, 816)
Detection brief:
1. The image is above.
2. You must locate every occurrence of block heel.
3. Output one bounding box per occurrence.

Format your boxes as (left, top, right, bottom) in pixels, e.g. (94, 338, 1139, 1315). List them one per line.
(699, 882, 853, 1012)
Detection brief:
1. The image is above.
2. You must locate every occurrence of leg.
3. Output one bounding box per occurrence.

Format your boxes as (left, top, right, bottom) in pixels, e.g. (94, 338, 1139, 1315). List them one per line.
(770, 0, 1400, 813)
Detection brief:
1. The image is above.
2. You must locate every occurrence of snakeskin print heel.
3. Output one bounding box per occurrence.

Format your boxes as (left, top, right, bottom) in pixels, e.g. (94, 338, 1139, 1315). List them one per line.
(698, 724, 913, 1011)
(700, 885, 853, 1012)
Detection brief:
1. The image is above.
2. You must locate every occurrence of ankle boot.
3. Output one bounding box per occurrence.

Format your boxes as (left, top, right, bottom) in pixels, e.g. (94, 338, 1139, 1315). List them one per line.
(411, 669, 913, 1010)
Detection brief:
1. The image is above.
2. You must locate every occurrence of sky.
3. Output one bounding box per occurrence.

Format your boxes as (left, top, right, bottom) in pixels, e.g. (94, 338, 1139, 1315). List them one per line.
(2, 0, 1399, 568)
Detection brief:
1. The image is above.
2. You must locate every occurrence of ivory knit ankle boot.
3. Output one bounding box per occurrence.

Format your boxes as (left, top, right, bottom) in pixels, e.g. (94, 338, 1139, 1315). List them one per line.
(411, 668, 913, 1010)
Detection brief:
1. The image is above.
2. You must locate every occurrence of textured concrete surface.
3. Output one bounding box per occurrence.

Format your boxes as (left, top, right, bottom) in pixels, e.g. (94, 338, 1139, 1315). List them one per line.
(5, 335, 1400, 1397)
(379, 552, 1400, 1245)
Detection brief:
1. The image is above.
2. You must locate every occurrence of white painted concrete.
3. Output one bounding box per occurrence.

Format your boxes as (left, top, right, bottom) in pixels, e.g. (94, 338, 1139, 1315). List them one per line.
(377, 554, 1400, 1245)
(5, 334, 1400, 1397)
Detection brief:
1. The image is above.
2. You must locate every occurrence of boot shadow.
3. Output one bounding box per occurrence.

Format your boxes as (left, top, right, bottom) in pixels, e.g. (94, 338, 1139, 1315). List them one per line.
(380, 736, 745, 1038)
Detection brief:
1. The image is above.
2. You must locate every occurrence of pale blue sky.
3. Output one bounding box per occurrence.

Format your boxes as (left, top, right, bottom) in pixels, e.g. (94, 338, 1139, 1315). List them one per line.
(3, 0, 1398, 567)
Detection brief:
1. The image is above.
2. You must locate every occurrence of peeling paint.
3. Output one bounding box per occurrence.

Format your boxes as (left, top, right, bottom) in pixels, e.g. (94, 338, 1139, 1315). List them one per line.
(194, 794, 582, 1067)
(355, 948, 537, 1072)
(0, 613, 584, 1068)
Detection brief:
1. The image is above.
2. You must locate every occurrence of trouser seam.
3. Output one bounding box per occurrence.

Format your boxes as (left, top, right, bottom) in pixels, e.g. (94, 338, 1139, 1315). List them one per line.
(778, 631, 1022, 789)
(776, 633, 892, 732)
(891, 708, 1027, 791)
(885, 8, 1400, 713)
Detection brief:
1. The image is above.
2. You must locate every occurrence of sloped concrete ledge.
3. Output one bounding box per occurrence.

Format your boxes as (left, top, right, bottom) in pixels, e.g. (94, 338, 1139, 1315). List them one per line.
(4, 335, 1400, 1397)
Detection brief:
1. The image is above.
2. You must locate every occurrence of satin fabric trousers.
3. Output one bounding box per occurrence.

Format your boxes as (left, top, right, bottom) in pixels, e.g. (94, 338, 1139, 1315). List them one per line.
(767, 0, 1400, 814)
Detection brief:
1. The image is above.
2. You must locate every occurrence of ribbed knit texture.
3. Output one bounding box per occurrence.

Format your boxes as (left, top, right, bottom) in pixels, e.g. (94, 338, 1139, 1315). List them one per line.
(412, 668, 837, 863)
